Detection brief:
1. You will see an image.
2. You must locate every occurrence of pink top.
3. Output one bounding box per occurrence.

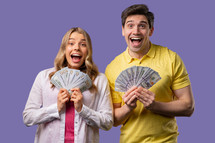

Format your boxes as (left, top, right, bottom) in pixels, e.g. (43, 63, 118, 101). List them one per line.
(65, 102, 75, 143)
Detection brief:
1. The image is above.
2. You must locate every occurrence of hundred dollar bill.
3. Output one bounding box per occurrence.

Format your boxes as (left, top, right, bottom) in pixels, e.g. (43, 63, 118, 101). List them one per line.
(115, 66, 161, 92)
(50, 67, 92, 94)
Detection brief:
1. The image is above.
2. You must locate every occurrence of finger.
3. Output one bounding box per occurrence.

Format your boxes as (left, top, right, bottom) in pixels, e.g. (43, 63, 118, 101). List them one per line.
(135, 93, 149, 105)
(138, 98, 149, 106)
(70, 97, 76, 102)
(136, 86, 144, 91)
(62, 90, 70, 97)
(70, 95, 74, 99)
(127, 94, 137, 105)
(58, 90, 68, 99)
(71, 91, 78, 98)
(123, 90, 135, 103)
(135, 92, 148, 101)
(123, 86, 138, 98)
(70, 96, 79, 103)
(71, 88, 81, 93)
(136, 88, 151, 98)
(58, 95, 69, 104)
(60, 88, 68, 93)
(141, 89, 155, 101)
(58, 92, 70, 102)
(141, 88, 153, 95)
(136, 93, 154, 107)
(62, 97, 69, 103)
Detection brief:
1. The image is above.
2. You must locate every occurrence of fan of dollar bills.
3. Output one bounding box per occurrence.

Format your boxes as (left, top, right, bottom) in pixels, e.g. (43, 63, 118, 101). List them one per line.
(115, 66, 161, 92)
(51, 67, 92, 94)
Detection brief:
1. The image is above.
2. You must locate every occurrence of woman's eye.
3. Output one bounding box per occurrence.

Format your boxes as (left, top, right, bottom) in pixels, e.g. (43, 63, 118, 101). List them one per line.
(70, 42, 74, 45)
(81, 43, 87, 47)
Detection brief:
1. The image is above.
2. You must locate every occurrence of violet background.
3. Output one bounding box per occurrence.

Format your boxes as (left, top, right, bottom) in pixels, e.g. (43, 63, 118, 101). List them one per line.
(0, 0, 214, 142)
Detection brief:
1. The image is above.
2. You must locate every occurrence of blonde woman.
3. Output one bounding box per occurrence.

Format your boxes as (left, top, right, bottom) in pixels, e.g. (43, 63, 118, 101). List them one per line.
(23, 27, 113, 143)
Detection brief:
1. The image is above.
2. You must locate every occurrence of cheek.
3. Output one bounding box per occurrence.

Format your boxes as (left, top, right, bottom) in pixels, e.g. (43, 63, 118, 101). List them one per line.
(65, 47, 71, 59)
(82, 48, 88, 58)
(143, 29, 151, 36)
(66, 46, 73, 54)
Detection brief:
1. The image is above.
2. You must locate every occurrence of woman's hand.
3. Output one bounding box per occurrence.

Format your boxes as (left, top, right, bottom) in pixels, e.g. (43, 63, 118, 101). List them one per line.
(70, 88, 83, 112)
(57, 88, 70, 112)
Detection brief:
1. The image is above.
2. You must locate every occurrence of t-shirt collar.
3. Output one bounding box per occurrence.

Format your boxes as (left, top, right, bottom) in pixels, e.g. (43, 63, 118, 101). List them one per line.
(124, 42, 155, 63)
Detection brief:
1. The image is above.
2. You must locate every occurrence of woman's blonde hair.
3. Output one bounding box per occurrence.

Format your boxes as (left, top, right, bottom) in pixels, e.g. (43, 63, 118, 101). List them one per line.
(49, 27, 99, 93)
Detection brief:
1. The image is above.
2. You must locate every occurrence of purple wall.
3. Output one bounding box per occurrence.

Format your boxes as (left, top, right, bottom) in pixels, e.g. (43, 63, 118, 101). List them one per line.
(0, 0, 214, 142)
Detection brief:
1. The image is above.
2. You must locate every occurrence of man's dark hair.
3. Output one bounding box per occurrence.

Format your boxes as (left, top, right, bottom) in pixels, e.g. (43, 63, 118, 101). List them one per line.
(121, 4, 154, 29)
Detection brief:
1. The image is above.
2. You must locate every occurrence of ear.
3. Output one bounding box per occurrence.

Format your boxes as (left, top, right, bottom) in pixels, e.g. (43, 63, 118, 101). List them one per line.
(149, 27, 154, 36)
(122, 26, 125, 36)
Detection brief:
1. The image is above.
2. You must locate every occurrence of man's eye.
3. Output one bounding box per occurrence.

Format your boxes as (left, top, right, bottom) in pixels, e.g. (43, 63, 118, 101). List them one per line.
(139, 24, 147, 29)
(139, 25, 145, 28)
(127, 24, 133, 28)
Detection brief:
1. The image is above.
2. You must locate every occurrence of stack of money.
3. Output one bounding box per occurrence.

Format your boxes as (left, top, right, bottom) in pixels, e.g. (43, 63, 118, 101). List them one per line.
(115, 66, 161, 92)
(51, 67, 92, 94)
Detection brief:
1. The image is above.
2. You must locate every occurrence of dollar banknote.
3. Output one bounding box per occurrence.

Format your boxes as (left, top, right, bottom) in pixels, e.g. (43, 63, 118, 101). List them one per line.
(115, 66, 161, 92)
(51, 67, 92, 94)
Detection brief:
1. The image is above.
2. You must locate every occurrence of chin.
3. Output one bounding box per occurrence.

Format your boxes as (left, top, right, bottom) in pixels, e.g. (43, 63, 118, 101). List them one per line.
(130, 47, 142, 52)
(68, 64, 80, 70)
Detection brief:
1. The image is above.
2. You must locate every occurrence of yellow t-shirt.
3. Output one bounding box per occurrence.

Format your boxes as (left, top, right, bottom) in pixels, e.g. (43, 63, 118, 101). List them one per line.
(105, 43, 190, 143)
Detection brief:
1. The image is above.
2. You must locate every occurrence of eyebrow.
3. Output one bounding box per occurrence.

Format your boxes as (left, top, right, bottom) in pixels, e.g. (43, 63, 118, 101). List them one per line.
(69, 38, 86, 42)
(126, 20, 148, 24)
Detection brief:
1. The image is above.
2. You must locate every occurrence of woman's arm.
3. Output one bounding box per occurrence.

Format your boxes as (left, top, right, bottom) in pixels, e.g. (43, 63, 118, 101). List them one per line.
(23, 71, 60, 126)
(78, 75, 113, 131)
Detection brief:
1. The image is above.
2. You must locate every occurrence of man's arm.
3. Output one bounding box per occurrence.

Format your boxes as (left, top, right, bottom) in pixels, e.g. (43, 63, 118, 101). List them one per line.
(137, 85, 195, 117)
(113, 86, 138, 126)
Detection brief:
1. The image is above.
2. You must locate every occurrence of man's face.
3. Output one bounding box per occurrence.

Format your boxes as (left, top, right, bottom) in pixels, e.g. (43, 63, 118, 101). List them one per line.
(122, 15, 153, 57)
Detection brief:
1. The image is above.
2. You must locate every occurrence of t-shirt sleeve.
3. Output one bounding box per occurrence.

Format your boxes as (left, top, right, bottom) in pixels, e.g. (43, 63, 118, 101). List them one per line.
(171, 53, 191, 90)
(105, 65, 123, 104)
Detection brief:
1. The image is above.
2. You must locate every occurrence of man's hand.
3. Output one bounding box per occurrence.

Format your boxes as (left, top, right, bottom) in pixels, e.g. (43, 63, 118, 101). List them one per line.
(122, 86, 138, 110)
(135, 87, 155, 109)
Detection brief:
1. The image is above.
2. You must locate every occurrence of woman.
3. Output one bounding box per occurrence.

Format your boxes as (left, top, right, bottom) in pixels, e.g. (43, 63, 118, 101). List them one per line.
(23, 27, 113, 143)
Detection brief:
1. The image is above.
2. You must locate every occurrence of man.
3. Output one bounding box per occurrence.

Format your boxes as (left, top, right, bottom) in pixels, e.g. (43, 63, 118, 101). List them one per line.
(105, 4, 195, 143)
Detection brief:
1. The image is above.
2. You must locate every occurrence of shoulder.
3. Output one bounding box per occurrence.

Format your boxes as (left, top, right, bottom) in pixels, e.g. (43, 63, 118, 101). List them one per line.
(153, 43, 175, 54)
(94, 73, 108, 84)
(35, 67, 55, 81)
(31, 67, 55, 87)
(152, 43, 178, 61)
(38, 67, 55, 77)
(93, 73, 109, 91)
(105, 51, 125, 78)
(106, 51, 125, 71)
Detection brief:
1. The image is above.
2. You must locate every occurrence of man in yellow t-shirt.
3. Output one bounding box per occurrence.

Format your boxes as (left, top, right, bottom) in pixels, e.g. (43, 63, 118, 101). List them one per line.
(105, 4, 195, 143)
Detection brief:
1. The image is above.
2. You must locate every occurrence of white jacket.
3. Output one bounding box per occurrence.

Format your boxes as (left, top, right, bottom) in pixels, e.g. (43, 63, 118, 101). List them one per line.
(23, 68, 113, 143)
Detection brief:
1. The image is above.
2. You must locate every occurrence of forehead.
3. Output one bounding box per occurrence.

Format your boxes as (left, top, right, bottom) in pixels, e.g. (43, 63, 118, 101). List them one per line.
(69, 32, 85, 40)
(125, 14, 148, 24)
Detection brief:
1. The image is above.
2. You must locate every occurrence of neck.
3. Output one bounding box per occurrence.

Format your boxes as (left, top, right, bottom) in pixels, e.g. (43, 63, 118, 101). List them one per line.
(129, 42, 151, 59)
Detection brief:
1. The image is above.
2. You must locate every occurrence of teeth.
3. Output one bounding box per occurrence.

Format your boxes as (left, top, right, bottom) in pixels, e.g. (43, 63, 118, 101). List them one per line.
(71, 54, 81, 56)
(131, 38, 141, 40)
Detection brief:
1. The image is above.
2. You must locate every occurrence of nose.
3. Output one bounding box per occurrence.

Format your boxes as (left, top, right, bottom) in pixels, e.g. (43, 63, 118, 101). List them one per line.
(73, 43, 80, 51)
(133, 26, 140, 34)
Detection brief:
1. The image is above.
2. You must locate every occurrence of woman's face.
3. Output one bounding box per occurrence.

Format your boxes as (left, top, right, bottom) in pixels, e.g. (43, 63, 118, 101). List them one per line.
(65, 32, 88, 69)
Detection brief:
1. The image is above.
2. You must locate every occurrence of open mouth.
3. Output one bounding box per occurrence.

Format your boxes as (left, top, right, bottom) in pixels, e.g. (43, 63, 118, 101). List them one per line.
(71, 54, 82, 63)
(130, 37, 143, 47)
(130, 37, 142, 42)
